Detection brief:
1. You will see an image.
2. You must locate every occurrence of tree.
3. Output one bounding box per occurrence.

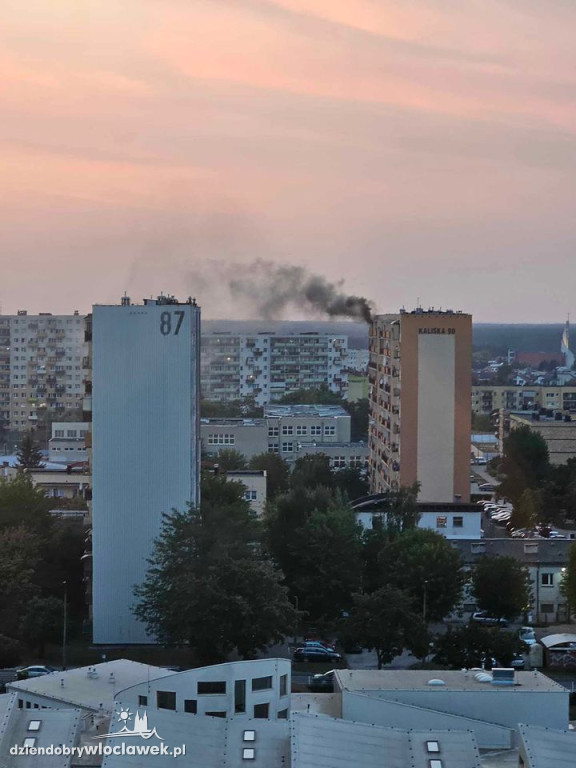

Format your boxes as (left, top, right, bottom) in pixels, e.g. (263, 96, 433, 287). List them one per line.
(345, 399, 369, 442)
(248, 453, 290, 499)
(471, 412, 493, 432)
(0, 526, 41, 637)
(16, 432, 44, 469)
(278, 385, 343, 406)
(20, 596, 64, 657)
(0, 475, 53, 531)
(290, 454, 334, 491)
(289, 496, 363, 623)
(333, 466, 369, 501)
(379, 529, 467, 622)
(200, 398, 262, 418)
(432, 624, 524, 669)
(133, 478, 295, 662)
(471, 556, 531, 621)
(214, 448, 247, 473)
(498, 425, 550, 505)
(560, 542, 576, 618)
(511, 488, 542, 530)
(349, 587, 429, 668)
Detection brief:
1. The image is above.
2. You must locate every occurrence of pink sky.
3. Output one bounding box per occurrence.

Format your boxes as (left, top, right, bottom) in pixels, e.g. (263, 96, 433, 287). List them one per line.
(1, 0, 575, 321)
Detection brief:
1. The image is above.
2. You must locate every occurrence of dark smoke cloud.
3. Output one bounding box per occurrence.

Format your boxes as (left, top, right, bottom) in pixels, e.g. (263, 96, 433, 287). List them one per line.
(228, 260, 374, 323)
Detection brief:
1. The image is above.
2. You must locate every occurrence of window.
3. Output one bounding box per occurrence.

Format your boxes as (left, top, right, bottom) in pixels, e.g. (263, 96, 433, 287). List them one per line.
(541, 603, 554, 614)
(268, 443, 279, 454)
(252, 676, 272, 691)
(323, 425, 336, 436)
(268, 426, 279, 437)
(242, 748, 256, 760)
(426, 741, 440, 753)
(22, 738, 36, 749)
(541, 573, 554, 587)
(278, 708, 288, 719)
(436, 516, 447, 529)
(296, 425, 307, 435)
(280, 674, 288, 696)
(55, 429, 64, 437)
(452, 516, 463, 528)
(157, 691, 176, 710)
(243, 730, 256, 742)
(67, 430, 77, 437)
(310, 425, 321, 436)
(184, 699, 197, 714)
(27, 721, 41, 732)
(235, 680, 246, 713)
(332, 456, 346, 468)
(281, 442, 293, 453)
(253, 703, 269, 718)
(206, 711, 226, 718)
(207, 433, 235, 445)
(138, 695, 148, 707)
(244, 490, 257, 501)
(198, 681, 226, 695)
(281, 425, 293, 435)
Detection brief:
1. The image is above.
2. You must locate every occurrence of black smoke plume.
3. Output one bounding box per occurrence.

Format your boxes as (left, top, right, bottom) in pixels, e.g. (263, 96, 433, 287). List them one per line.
(228, 260, 373, 323)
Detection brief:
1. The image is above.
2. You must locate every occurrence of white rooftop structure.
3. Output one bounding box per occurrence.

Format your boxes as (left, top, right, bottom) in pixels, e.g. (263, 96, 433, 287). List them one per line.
(264, 404, 350, 418)
(7, 660, 173, 714)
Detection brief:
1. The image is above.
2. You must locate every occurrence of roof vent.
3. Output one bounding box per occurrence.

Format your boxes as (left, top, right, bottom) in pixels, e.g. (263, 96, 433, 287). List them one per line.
(474, 672, 492, 683)
(427, 679, 446, 686)
(491, 668, 516, 686)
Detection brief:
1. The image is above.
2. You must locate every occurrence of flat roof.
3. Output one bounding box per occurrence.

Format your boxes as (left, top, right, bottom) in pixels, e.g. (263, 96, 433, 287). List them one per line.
(200, 418, 265, 427)
(335, 669, 565, 693)
(7, 660, 173, 713)
(264, 404, 350, 418)
(518, 723, 576, 768)
(451, 538, 574, 564)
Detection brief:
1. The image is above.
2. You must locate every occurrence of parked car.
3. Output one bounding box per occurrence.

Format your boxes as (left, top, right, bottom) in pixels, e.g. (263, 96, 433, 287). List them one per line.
(478, 483, 495, 492)
(301, 640, 336, 653)
(519, 626, 536, 647)
(293, 646, 342, 663)
(16, 665, 55, 680)
(509, 653, 526, 669)
(307, 670, 335, 692)
(471, 611, 508, 627)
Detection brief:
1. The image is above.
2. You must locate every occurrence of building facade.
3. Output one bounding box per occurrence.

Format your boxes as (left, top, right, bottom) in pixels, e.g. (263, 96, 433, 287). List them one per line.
(369, 309, 472, 503)
(91, 296, 201, 644)
(201, 332, 348, 404)
(0, 311, 88, 432)
(471, 384, 576, 415)
(48, 421, 89, 463)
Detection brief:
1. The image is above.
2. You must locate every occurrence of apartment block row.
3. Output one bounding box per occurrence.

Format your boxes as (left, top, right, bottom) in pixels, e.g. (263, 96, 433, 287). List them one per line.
(200, 331, 349, 404)
(0, 311, 88, 431)
(472, 384, 576, 415)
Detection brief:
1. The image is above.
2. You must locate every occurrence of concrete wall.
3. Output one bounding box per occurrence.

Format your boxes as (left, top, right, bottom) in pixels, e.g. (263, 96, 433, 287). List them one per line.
(92, 302, 200, 644)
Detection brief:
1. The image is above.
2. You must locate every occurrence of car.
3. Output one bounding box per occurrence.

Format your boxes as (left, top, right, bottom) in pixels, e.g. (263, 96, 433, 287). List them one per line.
(293, 646, 342, 663)
(478, 483, 495, 492)
(301, 640, 336, 653)
(307, 670, 335, 692)
(519, 626, 536, 647)
(16, 665, 55, 680)
(471, 611, 508, 627)
(509, 653, 526, 669)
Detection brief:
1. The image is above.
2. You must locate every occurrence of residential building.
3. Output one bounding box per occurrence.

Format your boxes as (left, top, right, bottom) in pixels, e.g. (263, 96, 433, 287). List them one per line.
(507, 412, 576, 465)
(1, 311, 88, 431)
(343, 348, 369, 371)
(352, 497, 482, 539)
(227, 470, 267, 516)
(201, 332, 348, 404)
(48, 421, 89, 463)
(451, 538, 573, 623)
(200, 418, 267, 460)
(369, 309, 472, 502)
(471, 385, 576, 416)
(91, 295, 201, 644)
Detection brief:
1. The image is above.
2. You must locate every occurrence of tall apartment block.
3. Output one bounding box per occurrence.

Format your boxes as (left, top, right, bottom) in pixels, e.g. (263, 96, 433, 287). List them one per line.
(91, 296, 201, 644)
(201, 332, 348, 404)
(0, 312, 88, 432)
(369, 309, 472, 503)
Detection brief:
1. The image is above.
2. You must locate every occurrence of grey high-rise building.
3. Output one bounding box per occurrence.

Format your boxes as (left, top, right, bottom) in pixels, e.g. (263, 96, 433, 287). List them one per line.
(91, 296, 201, 644)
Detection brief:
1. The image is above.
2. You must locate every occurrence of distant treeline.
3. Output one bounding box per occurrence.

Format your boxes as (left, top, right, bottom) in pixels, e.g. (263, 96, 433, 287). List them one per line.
(203, 320, 567, 356)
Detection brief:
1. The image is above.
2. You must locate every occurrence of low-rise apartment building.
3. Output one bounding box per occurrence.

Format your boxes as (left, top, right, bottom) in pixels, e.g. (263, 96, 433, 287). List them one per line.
(472, 385, 576, 415)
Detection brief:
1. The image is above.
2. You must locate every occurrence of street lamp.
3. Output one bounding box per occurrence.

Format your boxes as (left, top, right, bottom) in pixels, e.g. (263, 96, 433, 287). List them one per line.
(62, 581, 68, 671)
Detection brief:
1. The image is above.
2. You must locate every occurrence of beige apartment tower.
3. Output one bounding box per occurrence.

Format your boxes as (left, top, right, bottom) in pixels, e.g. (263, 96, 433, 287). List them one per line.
(369, 309, 472, 503)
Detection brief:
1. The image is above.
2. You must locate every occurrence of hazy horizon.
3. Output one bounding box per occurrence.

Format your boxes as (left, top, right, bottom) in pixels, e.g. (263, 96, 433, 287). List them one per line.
(2, 1, 575, 321)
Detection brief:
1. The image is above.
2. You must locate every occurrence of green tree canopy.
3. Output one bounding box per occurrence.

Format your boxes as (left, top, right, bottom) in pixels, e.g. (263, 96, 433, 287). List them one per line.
(471, 555, 532, 620)
(133, 478, 295, 662)
(0, 526, 41, 637)
(20, 596, 64, 658)
(498, 425, 550, 505)
(290, 454, 334, 490)
(379, 529, 467, 622)
(213, 448, 247, 473)
(248, 453, 290, 499)
(433, 624, 524, 669)
(349, 587, 429, 668)
(0, 475, 53, 531)
(277, 385, 344, 405)
(16, 432, 45, 469)
(333, 466, 369, 501)
(511, 488, 542, 530)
